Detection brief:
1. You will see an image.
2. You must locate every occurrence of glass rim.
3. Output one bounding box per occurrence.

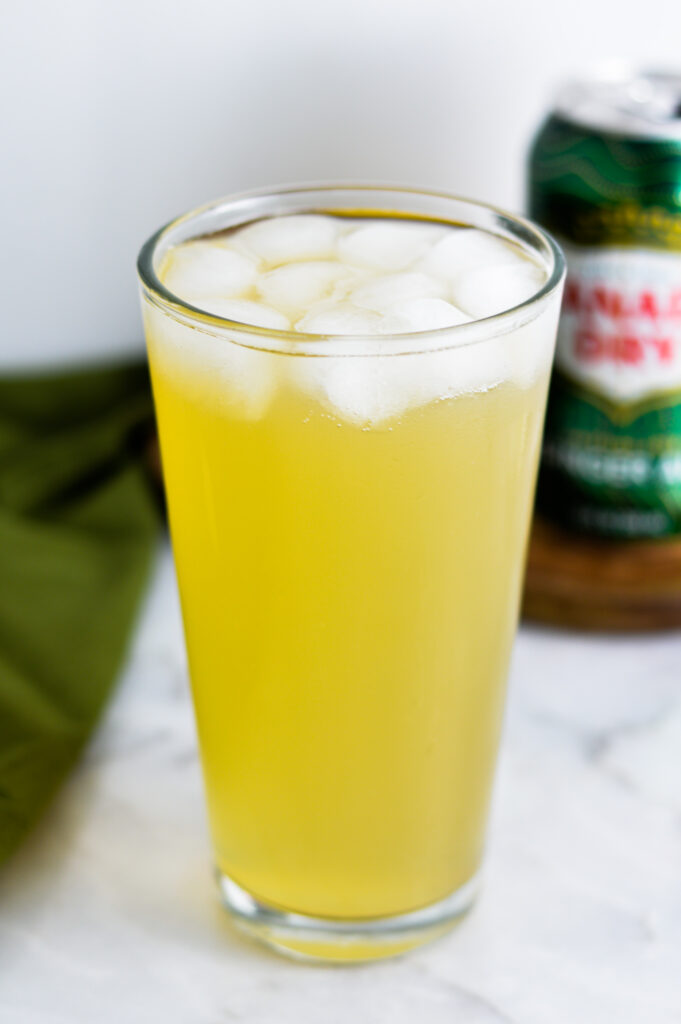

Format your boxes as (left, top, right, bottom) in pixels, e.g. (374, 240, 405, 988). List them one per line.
(137, 183, 566, 357)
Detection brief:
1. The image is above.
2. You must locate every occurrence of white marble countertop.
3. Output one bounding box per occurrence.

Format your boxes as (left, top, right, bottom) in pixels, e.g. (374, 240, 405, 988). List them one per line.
(2, 544, 680, 1024)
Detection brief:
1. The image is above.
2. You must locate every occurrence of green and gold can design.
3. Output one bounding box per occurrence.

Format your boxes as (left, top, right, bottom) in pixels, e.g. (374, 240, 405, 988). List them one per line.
(529, 69, 681, 537)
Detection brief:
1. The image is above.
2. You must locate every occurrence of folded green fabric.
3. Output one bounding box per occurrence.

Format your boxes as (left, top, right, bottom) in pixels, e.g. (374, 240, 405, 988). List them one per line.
(0, 361, 160, 864)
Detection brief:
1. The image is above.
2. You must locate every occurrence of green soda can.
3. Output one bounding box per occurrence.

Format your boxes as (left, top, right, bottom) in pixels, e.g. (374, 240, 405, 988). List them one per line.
(529, 68, 681, 538)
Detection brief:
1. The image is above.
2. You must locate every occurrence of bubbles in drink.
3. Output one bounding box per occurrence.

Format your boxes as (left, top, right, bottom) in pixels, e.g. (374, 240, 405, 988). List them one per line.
(154, 213, 549, 424)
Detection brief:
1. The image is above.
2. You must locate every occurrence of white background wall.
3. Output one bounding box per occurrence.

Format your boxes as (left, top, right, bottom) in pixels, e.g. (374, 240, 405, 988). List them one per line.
(3, 0, 681, 368)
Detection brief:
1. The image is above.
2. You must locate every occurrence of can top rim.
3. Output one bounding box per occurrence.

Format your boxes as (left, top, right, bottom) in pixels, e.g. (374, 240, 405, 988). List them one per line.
(554, 65, 681, 140)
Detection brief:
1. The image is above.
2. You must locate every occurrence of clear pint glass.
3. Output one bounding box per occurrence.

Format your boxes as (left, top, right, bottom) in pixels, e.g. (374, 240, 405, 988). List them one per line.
(138, 186, 564, 961)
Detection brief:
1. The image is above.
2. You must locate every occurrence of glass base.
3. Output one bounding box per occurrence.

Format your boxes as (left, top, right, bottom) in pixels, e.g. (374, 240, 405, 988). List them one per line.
(217, 870, 480, 963)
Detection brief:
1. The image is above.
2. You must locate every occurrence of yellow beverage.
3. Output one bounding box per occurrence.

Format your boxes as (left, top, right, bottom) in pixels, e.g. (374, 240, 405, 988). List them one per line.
(138, 188, 564, 959)
(148, 356, 544, 917)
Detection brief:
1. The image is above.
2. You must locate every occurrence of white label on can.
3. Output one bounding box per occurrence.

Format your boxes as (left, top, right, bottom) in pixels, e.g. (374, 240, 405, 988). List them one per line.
(556, 243, 681, 403)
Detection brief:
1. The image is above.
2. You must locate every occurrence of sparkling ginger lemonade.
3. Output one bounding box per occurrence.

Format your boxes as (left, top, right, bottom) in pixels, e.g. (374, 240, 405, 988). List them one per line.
(140, 195, 562, 958)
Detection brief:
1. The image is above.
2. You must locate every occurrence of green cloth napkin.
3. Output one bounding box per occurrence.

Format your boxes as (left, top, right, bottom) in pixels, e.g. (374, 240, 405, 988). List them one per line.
(0, 361, 160, 864)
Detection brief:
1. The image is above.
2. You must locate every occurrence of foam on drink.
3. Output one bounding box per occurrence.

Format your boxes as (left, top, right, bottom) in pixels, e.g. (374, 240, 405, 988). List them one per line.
(154, 214, 549, 425)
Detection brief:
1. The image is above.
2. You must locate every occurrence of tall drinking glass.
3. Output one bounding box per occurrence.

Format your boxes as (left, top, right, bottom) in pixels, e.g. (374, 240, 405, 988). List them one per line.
(137, 186, 564, 961)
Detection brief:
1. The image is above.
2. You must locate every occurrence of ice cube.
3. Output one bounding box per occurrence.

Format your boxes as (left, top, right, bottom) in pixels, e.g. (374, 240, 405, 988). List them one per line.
(451, 261, 545, 318)
(197, 297, 291, 330)
(161, 242, 258, 300)
(291, 293, 557, 425)
(338, 221, 444, 271)
(324, 360, 407, 424)
(401, 348, 495, 406)
(505, 300, 560, 389)
(389, 297, 471, 331)
(213, 341, 278, 419)
(291, 355, 407, 425)
(232, 215, 340, 266)
(292, 342, 501, 427)
(143, 304, 278, 420)
(349, 272, 444, 313)
(295, 304, 385, 336)
(419, 229, 519, 283)
(256, 261, 356, 315)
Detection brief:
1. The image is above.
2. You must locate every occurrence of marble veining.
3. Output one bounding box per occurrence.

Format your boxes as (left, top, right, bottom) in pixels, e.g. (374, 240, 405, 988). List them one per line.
(1, 545, 680, 1023)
